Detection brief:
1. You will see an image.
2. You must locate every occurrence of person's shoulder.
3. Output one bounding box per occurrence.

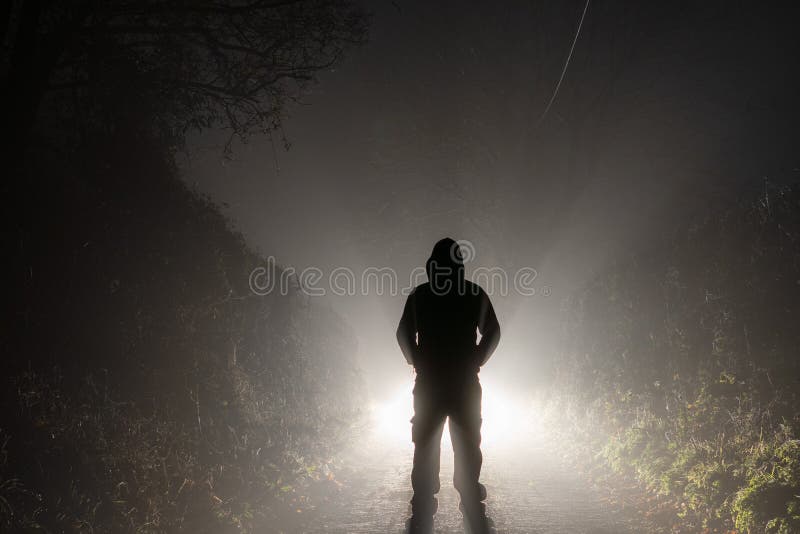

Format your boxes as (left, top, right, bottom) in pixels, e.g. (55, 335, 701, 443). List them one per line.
(464, 280, 486, 297)
(408, 282, 430, 297)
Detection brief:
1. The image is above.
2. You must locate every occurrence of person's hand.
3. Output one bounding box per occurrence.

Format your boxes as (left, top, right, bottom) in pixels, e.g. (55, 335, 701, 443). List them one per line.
(472, 345, 485, 370)
(412, 348, 428, 373)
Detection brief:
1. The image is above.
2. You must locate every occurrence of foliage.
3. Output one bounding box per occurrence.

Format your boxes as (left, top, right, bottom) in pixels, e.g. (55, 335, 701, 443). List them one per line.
(2, 0, 368, 154)
(551, 183, 800, 532)
(1, 117, 364, 533)
(1, 3, 368, 531)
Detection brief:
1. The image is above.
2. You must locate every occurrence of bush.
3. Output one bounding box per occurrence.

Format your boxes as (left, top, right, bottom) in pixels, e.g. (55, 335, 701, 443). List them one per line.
(551, 183, 800, 531)
(1, 124, 364, 532)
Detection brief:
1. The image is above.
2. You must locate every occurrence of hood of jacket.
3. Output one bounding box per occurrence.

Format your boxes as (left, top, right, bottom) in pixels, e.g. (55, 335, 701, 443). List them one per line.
(425, 237, 465, 294)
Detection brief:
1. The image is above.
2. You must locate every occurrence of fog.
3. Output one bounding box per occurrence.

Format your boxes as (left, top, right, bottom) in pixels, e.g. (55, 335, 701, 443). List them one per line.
(7, 1, 800, 531)
(181, 0, 800, 403)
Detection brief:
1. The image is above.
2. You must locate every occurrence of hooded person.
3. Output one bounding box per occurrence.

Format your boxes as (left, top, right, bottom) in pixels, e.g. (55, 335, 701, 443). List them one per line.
(396, 238, 501, 534)
(425, 236, 466, 295)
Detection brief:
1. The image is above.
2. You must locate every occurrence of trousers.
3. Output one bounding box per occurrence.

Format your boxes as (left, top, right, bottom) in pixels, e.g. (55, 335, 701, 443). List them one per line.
(410, 372, 486, 524)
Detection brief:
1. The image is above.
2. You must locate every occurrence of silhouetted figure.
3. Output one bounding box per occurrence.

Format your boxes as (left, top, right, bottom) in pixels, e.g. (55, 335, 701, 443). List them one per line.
(397, 238, 501, 534)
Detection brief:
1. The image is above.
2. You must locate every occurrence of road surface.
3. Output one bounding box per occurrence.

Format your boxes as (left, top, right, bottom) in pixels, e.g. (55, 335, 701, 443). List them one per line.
(296, 382, 649, 533)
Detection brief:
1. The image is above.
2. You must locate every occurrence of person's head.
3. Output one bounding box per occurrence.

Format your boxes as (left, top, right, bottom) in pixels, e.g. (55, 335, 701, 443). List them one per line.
(426, 237, 465, 295)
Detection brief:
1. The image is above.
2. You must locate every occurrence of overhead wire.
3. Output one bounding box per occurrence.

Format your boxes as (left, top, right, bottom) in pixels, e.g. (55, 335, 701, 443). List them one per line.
(535, 0, 591, 126)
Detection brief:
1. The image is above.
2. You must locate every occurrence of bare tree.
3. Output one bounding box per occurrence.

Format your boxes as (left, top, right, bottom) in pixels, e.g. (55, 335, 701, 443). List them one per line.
(1, 0, 368, 155)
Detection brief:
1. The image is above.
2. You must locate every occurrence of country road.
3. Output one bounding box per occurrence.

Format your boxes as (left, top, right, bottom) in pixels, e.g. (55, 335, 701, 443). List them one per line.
(294, 381, 651, 534)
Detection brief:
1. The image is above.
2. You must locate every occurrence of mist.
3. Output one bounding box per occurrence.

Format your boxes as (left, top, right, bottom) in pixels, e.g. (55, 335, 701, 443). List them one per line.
(4, 1, 800, 532)
(182, 1, 800, 401)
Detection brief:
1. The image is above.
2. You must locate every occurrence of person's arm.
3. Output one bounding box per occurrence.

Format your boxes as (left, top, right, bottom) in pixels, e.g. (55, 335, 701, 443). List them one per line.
(396, 291, 418, 366)
(476, 290, 500, 366)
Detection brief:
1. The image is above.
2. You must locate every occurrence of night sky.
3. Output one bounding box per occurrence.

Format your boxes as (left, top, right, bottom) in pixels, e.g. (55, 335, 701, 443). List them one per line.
(182, 1, 800, 400)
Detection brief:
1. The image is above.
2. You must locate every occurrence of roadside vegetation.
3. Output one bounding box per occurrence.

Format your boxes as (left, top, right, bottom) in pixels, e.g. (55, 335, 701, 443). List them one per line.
(1, 128, 365, 532)
(2, 2, 367, 531)
(550, 182, 800, 532)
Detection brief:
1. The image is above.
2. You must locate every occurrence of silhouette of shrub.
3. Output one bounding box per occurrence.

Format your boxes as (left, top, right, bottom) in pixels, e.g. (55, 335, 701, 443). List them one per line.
(552, 183, 800, 531)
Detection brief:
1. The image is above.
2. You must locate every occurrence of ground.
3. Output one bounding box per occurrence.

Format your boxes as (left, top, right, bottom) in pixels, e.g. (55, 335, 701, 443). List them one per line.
(289, 382, 654, 534)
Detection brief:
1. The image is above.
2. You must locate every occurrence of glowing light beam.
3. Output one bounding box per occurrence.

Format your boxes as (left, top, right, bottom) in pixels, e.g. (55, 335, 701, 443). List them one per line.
(369, 374, 542, 451)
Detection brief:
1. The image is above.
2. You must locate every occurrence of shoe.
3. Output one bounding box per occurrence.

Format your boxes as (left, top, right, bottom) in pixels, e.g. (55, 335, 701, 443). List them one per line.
(405, 515, 433, 534)
(463, 513, 496, 534)
(409, 495, 438, 517)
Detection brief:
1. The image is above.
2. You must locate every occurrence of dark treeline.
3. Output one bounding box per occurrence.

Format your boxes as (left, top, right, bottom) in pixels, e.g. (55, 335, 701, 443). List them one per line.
(1, 1, 367, 532)
(553, 182, 800, 532)
(3, 130, 363, 531)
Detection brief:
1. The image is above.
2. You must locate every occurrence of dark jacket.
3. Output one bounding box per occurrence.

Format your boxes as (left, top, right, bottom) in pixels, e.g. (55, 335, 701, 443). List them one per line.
(396, 238, 500, 377)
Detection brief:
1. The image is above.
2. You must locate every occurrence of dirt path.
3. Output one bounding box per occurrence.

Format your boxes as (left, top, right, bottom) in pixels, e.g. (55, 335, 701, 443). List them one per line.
(301, 413, 647, 533)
